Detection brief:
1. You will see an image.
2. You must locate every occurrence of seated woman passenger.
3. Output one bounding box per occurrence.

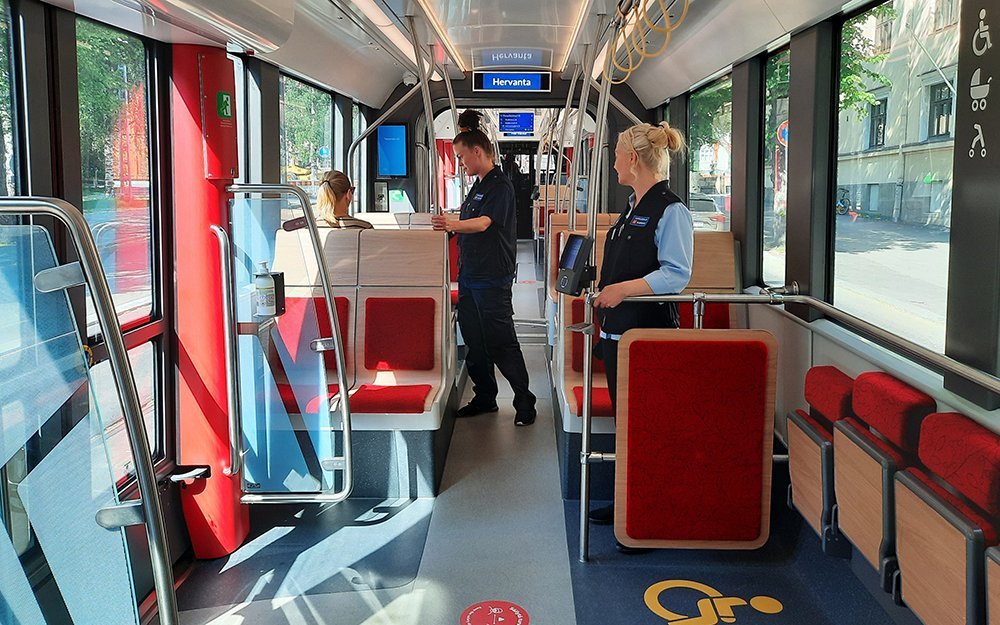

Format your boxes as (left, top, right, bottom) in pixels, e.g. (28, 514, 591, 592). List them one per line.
(316, 170, 373, 229)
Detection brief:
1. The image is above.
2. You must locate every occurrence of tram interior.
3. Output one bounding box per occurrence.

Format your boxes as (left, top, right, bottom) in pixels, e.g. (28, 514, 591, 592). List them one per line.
(1, 0, 999, 624)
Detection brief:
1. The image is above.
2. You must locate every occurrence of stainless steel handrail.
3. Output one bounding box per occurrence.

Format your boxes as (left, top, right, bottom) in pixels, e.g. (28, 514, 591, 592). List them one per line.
(346, 84, 422, 200)
(0, 198, 178, 625)
(226, 184, 354, 504)
(408, 14, 440, 214)
(440, 59, 468, 200)
(575, 289, 1000, 560)
(555, 67, 582, 214)
(210, 225, 242, 476)
(569, 38, 600, 230)
(589, 77, 643, 125)
(578, 14, 619, 563)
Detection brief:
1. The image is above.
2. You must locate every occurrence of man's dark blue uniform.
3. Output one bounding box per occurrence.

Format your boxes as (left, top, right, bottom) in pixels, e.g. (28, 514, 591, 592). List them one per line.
(456, 166, 536, 421)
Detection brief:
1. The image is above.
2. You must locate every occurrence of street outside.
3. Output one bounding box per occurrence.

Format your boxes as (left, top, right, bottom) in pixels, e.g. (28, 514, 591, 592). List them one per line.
(764, 213, 950, 352)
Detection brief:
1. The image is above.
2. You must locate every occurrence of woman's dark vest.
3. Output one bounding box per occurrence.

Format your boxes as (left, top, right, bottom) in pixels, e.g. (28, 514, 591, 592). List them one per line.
(598, 181, 683, 335)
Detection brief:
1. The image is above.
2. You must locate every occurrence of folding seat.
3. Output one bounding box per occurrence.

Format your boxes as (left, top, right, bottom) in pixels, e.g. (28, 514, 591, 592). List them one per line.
(787, 366, 855, 555)
(894, 412, 1000, 625)
(833, 372, 935, 590)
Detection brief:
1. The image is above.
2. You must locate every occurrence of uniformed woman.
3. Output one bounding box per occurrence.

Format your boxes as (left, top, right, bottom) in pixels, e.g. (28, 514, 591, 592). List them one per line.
(588, 122, 694, 532)
(431, 128, 537, 426)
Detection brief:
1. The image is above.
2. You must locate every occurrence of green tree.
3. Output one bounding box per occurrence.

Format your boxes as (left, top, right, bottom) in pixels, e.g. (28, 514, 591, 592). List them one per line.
(76, 20, 145, 195)
(687, 77, 732, 155)
(839, 4, 896, 116)
(280, 77, 332, 178)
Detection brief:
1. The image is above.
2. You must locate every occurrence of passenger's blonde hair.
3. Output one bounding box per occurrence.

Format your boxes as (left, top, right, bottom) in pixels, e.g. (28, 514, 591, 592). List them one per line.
(316, 170, 353, 223)
(617, 121, 686, 180)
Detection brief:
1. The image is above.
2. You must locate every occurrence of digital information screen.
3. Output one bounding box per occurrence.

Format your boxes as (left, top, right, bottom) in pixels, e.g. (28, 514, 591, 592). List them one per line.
(499, 112, 535, 134)
(473, 71, 552, 92)
(377, 124, 408, 177)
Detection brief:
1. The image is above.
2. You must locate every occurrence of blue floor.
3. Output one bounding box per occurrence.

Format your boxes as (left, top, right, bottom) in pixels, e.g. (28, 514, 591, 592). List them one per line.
(564, 470, 919, 625)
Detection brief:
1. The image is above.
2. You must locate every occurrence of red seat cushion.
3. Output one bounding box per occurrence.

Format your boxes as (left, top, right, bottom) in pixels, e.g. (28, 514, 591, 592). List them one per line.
(841, 417, 907, 468)
(919, 412, 1000, 519)
(795, 408, 833, 441)
(908, 468, 999, 545)
(678, 302, 731, 329)
(852, 372, 935, 453)
(349, 384, 432, 413)
(571, 299, 605, 373)
(804, 366, 854, 424)
(625, 339, 770, 542)
(276, 383, 339, 415)
(450, 288, 458, 306)
(572, 386, 614, 417)
(275, 296, 350, 372)
(364, 298, 436, 371)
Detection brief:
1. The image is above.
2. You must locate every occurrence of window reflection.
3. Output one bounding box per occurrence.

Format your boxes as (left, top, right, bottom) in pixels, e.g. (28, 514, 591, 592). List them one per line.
(77, 20, 153, 334)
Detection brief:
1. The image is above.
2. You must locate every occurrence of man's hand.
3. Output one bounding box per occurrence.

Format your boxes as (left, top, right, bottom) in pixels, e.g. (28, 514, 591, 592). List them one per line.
(431, 215, 453, 232)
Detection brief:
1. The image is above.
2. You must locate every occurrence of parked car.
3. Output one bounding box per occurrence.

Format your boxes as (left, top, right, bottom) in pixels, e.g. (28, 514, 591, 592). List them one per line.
(689, 193, 729, 231)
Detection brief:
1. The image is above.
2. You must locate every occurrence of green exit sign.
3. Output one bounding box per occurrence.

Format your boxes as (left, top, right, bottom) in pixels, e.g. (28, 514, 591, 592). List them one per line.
(216, 91, 233, 119)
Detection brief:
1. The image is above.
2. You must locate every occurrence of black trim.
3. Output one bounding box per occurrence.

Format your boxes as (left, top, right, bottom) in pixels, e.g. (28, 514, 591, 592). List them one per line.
(245, 57, 281, 184)
(668, 94, 688, 204)
(731, 56, 764, 288)
(786, 22, 837, 320)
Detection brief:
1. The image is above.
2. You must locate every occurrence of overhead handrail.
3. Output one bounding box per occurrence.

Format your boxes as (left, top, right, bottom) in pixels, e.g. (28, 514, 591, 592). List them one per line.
(226, 184, 354, 504)
(0, 197, 178, 625)
(555, 67, 583, 215)
(575, 288, 1000, 561)
(439, 58, 468, 200)
(210, 225, 242, 476)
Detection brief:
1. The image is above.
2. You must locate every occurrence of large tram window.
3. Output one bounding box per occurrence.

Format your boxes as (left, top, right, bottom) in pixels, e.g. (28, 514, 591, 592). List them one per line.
(688, 75, 732, 232)
(89, 342, 158, 481)
(279, 75, 333, 200)
(834, 0, 957, 352)
(763, 50, 790, 287)
(76, 20, 154, 334)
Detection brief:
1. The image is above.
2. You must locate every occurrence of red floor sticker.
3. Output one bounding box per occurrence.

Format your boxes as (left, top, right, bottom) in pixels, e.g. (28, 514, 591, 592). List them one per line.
(460, 601, 530, 625)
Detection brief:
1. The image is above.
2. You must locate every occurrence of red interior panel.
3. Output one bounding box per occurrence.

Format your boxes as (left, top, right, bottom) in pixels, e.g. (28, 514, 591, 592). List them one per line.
(624, 339, 770, 542)
(364, 298, 436, 371)
(572, 298, 606, 373)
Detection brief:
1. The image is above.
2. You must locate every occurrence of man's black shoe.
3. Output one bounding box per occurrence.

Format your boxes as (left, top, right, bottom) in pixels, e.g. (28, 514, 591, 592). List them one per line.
(514, 411, 536, 426)
(456, 402, 499, 417)
(615, 541, 651, 555)
(588, 505, 614, 525)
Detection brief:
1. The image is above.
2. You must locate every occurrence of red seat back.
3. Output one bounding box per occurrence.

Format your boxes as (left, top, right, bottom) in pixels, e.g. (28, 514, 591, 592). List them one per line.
(852, 372, 936, 454)
(364, 297, 436, 371)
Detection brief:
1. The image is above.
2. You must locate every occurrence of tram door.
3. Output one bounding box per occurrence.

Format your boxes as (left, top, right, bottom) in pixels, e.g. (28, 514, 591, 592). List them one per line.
(499, 141, 537, 240)
(227, 195, 348, 497)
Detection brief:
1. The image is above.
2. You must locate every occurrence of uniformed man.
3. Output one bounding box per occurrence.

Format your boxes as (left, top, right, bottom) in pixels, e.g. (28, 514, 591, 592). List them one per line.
(431, 129, 537, 426)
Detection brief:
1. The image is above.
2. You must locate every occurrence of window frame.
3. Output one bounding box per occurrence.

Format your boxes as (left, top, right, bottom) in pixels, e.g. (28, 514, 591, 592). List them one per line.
(928, 82, 953, 138)
(868, 97, 887, 148)
(934, 0, 959, 30)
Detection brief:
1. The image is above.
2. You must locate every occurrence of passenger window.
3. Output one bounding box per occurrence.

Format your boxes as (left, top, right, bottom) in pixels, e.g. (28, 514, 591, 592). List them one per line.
(762, 50, 789, 287)
(687, 75, 732, 232)
(279, 75, 333, 201)
(76, 19, 154, 334)
(834, 0, 957, 352)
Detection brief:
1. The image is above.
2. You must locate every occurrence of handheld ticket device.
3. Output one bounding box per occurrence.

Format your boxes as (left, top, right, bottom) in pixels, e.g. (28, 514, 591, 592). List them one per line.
(555, 234, 595, 297)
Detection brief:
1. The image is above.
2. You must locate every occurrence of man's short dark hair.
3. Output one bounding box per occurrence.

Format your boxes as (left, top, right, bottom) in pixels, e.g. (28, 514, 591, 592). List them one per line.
(454, 129, 494, 158)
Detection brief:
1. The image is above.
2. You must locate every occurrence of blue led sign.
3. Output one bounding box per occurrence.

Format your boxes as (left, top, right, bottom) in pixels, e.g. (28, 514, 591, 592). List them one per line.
(473, 71, 551, 92)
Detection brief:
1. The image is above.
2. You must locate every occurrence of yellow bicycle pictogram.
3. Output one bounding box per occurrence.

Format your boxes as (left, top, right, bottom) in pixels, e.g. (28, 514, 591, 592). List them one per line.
(644, 580, 784, 624)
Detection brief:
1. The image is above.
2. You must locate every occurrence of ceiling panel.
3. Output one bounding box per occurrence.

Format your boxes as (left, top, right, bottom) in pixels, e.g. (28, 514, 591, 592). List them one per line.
(417, 0, 594, 70)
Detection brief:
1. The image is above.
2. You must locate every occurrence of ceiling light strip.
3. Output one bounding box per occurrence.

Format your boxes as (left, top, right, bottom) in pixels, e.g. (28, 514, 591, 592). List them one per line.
(557, 0, 596, 72)
(350, 0, 419, 66)
(412, 0, 469, 72)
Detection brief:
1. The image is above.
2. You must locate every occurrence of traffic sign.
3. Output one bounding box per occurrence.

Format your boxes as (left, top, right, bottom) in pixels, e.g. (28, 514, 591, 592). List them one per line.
(776, 121, 789, 147)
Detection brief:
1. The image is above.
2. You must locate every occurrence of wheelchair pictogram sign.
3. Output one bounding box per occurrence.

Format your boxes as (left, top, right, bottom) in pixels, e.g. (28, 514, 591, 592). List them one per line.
(644, 580, 784, 624)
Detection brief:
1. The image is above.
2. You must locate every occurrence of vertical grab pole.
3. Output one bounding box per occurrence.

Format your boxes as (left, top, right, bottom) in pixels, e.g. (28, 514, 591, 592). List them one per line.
(441, 60, 466, 205)
(210, 225, 242, 477)
(407, 15, 441, 214)
(555, 67, 582, 214)
(579, 14, 616, 563)
(568, 39, 599, 231)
